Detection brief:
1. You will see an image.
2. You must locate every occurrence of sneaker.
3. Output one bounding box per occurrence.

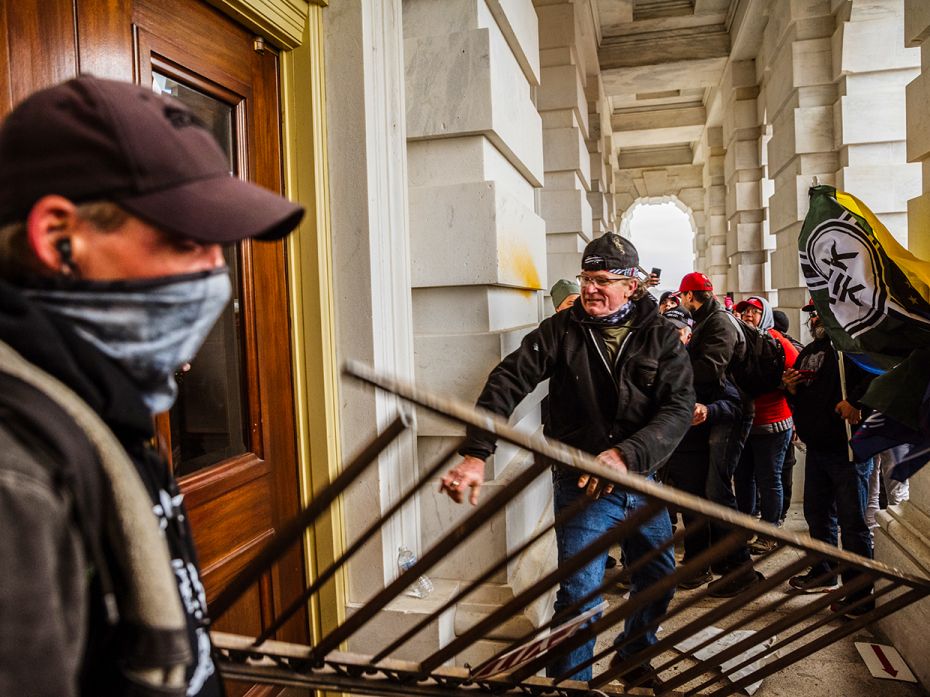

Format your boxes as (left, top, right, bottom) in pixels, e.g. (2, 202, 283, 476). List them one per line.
(707, 568, 765, 598)
(748, 537, 778, 555)
(787, 569, 839, 593)
(678, 568, 714, 590)
(831, 596, 875, 619)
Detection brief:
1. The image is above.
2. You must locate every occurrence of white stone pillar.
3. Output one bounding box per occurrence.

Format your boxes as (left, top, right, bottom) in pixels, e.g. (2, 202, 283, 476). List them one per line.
(833, 0, 920, 243)
(873, 0, 930, 685)
(586, 75, 616, 238)
(722, 60, 769, 298)
(762, 0, 838, 318)
(537, 0, 595, 296)
(324, 0, 420, 617)
(403, 0, 549, 664)
(702, 126, 728, 290)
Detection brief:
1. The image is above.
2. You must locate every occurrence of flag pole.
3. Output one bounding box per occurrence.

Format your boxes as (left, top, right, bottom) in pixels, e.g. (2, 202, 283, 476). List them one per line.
(837, 350, 855, 462)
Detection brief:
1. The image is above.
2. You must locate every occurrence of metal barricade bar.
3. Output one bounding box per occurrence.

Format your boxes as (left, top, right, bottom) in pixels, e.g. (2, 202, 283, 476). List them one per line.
(207, 363, 930, 696)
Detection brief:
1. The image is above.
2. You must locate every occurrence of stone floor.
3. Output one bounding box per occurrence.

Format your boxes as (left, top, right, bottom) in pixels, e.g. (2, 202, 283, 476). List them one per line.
(595, 506, 929, 697)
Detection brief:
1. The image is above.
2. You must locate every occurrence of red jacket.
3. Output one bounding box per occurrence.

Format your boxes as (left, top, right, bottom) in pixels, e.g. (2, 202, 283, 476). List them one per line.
(752, 329, 798, 426)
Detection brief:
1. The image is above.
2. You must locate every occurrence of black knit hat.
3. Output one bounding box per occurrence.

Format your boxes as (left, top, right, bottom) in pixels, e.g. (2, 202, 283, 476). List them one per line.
(581, 233, 639, 276)
(0, 76, 304, 243)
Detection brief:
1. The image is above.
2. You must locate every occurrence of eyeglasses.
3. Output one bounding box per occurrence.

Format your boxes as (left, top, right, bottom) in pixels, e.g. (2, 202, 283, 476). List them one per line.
(742, 307, 763, 316)
(576, 274, 630, 288)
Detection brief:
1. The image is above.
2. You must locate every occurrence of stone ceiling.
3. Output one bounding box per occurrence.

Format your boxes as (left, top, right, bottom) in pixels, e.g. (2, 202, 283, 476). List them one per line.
(594, 0, 765, 169)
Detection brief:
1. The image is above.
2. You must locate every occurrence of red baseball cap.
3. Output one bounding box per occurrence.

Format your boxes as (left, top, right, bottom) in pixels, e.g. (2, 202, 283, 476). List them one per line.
(734, 297, 764, 313)
(678, 272, 713, 292)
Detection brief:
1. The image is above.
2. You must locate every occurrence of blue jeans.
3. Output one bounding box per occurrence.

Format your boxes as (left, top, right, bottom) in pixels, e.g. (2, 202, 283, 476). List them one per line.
(803, 448, 873, 594)
(548, 471, 675, 681)
(735, 429, 792, 524)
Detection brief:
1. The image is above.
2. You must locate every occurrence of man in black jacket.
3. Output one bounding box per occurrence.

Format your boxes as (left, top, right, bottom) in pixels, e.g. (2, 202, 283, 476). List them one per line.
(440, 234, 695, 687)
(678, 273, 761, 597)
(0, 77, 303, 696)
(783, 301, 874, 614)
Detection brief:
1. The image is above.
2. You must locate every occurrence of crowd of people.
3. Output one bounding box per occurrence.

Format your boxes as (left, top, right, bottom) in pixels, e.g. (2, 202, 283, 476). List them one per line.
(440, 233, 909, 690)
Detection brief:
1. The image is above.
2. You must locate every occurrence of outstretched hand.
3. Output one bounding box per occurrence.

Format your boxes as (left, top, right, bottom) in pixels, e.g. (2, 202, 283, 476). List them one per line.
(439, 455, 486, 506)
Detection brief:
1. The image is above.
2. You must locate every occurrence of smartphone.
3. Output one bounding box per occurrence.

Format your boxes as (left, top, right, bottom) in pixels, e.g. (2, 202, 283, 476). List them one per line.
(651, 267, 661, 278)
(796, 369, 816, 378)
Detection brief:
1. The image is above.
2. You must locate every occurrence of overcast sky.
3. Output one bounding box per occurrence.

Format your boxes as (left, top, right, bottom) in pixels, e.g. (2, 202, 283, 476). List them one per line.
(626, 202, 696, 295)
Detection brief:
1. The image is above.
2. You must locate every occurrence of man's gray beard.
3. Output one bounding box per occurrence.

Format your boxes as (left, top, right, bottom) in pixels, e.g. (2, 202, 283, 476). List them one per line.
(811, 324, 828, 340)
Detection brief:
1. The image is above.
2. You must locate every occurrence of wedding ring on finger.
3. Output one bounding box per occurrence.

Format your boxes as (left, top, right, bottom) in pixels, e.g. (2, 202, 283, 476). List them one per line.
(451, 479, 461, 489)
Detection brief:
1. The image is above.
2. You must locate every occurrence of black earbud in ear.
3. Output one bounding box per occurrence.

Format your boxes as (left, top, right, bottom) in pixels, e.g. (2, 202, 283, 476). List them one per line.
(55, 238, 77, 275)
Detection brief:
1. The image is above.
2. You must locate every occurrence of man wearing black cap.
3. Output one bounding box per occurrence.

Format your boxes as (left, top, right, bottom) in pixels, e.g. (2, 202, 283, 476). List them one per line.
(0, 77, 303, 696)
(440, 233, 694, 689)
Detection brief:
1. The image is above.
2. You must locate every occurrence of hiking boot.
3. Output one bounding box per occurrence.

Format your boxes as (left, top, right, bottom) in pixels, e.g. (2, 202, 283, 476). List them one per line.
(787, 569, 839, 593)
(707, 568, 765, 598)
(748, 537, 778, 555)
(678, 568, 714, 590)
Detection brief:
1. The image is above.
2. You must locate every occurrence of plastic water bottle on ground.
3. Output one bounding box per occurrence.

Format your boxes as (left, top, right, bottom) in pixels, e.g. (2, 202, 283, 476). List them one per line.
(397, 545, 433, 598)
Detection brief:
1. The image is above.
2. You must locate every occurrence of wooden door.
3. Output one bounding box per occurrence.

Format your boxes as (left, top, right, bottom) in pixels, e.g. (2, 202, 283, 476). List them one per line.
(0, 0, 310, 689)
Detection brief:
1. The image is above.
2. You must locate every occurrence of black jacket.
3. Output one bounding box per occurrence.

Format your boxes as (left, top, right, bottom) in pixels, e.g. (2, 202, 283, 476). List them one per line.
(0, 281, 221, 697)
(788, 337, 874, 455)
(460, 296, 695, 474)
(688, 297, 747, 403)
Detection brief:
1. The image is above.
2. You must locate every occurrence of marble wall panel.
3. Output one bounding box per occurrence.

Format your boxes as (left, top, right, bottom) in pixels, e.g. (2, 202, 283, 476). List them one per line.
(836, 163, 921, 212)
(408, 136, 535, 208)
(835, 11, 920, 74)
(543, 125, 592, 186)
(487, 0, 541, 85)
(412, 285, 540, 334)
(405, 27, 544, 184)
(540, 188, 594, 237)
(409, 181, 546, 288)
(835, 93, 908, 145)
(538, 64, 589, 137)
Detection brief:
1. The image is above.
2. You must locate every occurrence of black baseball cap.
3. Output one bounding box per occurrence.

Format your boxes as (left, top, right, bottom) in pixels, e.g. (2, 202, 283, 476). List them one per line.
(581, 233, 639, 276)
(664, 307, 693, 330)
(0, 76, 304, 243)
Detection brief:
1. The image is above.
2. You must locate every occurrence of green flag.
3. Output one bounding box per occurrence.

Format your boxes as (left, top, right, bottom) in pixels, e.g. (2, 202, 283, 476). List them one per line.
(799, 185, 930, 429)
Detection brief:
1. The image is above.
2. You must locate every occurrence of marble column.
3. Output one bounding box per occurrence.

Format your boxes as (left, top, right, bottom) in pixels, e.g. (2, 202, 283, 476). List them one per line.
(722, 60, 769, 299)
(537, 0, 596, 300)
(833, 0, 920, 243)
(702, 126, 729, 290)
(872, 0, 930, 685)
(586, 75, 616, 239)
(323, 0, 421, 637)
(761, 0, 838, 324)
(403, 0, 549, 665)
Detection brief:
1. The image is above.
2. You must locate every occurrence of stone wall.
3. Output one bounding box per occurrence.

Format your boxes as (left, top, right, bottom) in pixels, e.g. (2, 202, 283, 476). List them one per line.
(873, 0, 930, 685)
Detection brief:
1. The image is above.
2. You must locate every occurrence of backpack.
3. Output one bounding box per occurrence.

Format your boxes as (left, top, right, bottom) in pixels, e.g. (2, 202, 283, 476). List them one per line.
(723, 312, 786, 397)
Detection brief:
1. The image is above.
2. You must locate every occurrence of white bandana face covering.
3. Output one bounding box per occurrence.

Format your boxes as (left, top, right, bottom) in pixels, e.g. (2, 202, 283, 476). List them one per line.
(24, 268, 232, 414)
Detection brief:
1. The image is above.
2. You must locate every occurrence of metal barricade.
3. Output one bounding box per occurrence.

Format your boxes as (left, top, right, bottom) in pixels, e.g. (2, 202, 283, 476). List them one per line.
(211, 362, 930, 696)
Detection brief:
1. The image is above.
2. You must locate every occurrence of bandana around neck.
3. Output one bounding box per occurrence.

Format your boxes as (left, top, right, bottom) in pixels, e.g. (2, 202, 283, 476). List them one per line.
(580, 300, 634, 327)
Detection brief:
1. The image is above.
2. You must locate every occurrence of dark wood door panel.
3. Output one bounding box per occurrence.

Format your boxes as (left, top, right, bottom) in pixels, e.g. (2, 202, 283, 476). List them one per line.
(0, 0, 311, 670)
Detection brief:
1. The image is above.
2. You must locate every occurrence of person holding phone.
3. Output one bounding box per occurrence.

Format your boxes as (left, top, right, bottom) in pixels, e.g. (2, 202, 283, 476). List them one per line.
(782, 300, 875, 615)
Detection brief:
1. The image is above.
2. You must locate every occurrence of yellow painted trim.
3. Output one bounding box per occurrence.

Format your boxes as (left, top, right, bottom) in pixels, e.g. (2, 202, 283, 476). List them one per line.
(205, 0, 310, 49)
(279, 4, 347, 643)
